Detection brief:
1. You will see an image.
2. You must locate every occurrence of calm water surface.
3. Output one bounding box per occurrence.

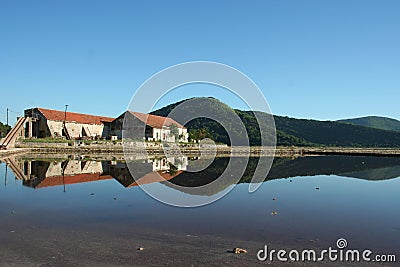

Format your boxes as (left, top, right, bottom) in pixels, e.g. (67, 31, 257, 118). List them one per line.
(0, 155, 399, 265)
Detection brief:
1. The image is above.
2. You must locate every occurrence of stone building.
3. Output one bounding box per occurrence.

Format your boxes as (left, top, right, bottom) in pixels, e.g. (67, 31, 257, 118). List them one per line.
(24, 108, 114, 139)
(111, 111, 188, 142)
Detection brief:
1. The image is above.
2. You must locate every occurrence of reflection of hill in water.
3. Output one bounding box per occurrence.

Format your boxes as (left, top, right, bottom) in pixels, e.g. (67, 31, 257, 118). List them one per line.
(165, 156, 400, 196)
(161, 157, 244, 197)
(339, 166, 400, 180)
(266, 156, 400, 181)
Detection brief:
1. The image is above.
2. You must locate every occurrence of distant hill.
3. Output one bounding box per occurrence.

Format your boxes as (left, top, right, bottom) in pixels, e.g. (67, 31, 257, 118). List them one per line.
(151, 98, 400, 148)
(0, 122, 11, 138)
(338, 116, 400, 132)
(273, 115, 400, 147)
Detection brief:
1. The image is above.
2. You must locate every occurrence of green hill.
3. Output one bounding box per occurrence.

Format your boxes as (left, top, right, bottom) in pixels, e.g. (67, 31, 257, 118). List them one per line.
(151, 98, 400, 148)
(337, 116, 400, 132)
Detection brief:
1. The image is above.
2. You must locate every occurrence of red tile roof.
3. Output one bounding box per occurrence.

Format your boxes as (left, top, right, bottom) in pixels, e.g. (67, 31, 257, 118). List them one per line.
(127, 170, 184, 187)
(34, 171, 183, 188)
(35, 173, 113, 188)
(37, 108, 114, 125)
(128, 111, 185, 129)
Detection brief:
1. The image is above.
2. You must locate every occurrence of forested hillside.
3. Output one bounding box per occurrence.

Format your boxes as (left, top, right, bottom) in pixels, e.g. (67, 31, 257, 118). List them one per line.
(152, 98, 400, 148)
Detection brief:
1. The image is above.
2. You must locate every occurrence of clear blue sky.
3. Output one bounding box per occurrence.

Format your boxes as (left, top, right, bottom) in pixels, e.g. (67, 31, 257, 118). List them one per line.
(1, 0, 399, 125)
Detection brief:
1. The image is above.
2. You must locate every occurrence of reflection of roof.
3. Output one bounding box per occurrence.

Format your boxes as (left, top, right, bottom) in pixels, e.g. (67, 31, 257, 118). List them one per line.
(128, 111, 185, 129)
(127, 170, 184, 187)
(35, 173, 113, 188)
(37, 108, 114, 125)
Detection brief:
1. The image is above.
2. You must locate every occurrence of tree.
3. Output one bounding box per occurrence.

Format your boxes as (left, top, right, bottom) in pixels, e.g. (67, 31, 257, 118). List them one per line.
(0, 122, 11, 138)
(188, 128, 213, 142)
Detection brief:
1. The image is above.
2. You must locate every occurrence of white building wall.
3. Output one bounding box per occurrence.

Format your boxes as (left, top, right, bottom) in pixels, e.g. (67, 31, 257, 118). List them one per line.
(152, 127, 172, 141)
(46, 120, 63, 137)
(45, 160, 104, 177)
(46, 120, 105, 139)
(45, 162, 63, 177)
(152, 127, 189, 142)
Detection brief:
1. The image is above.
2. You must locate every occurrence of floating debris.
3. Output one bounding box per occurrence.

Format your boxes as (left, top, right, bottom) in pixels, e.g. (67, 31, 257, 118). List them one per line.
(233, 247, 247, 254)
(138, 247, 144, 251)
(271, 211, 278, 215)
(315, 187, 320, 190)
(186, 234, 199, 238)
(113, 197, 117, 200)
(90, 193, 95, 196)
(272, 198, 277, 201)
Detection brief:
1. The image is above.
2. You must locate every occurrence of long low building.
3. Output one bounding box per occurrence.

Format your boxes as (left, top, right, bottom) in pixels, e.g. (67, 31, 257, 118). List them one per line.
(24, 108, 114, 139)
(22, 108, 188, 142)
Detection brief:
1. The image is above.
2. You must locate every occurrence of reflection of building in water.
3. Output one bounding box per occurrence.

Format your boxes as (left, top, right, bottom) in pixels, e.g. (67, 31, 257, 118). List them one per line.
(151, 157, 188, 172)
(10, 157, 188, 189)
(104, 157, 187, 187)
(21, 160, 112, 188)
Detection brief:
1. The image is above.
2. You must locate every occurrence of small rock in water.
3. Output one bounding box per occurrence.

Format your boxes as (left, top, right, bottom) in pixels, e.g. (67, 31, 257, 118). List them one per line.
(315, 187, 320, 190)
(233, 247, 247, 254)
(113, 197, 117, 200)
(90, 193, 95, 196)
(271, 211, 278, 215)
(272, 197, 277, 201)
(289, 180, 292, 182)
(138, 247, 144, 251)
